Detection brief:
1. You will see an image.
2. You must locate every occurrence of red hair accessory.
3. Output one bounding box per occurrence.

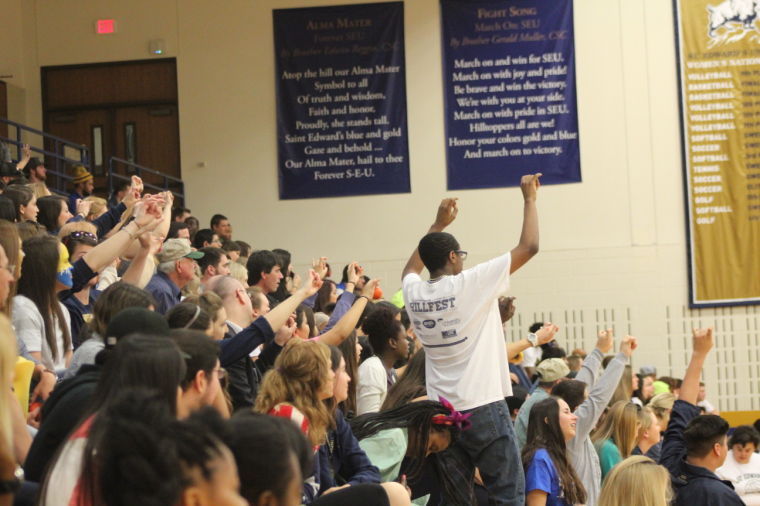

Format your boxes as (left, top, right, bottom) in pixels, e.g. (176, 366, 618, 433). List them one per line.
(432, 396, 472, 431)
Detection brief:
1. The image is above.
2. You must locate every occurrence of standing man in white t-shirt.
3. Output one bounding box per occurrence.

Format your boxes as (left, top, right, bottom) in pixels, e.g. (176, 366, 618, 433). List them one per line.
(401, 174, 541, 505)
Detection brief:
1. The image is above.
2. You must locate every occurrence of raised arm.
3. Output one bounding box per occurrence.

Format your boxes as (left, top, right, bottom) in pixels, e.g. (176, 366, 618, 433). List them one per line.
(506, 322, 558, 360)
(401, 198, 458, 279)
(680, 328, 714, 405)
(264, 269, 323, 331)
(575, 329, 615, 387)
(81, 197, 163, 274)
(510, 173, 541, 274)
(318, 279, 379, 346)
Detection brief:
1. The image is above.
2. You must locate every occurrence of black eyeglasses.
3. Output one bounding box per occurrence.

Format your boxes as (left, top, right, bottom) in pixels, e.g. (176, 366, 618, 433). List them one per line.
(455, 250, 468, 260)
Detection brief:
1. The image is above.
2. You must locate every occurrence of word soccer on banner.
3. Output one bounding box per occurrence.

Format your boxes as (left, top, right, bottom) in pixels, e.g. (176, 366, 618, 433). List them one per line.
(441, 0, 581, 190)
(675, 0, 760, 307)
(273, 2, 410, 199)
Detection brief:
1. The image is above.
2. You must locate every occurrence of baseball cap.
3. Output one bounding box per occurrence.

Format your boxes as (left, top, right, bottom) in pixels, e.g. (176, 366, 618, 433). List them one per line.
(536, 358, 570, 382)
(157, 238, 204, 264)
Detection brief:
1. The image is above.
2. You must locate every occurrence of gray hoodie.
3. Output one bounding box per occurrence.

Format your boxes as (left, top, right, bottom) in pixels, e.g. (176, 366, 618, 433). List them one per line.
(565, 349, 627, 506)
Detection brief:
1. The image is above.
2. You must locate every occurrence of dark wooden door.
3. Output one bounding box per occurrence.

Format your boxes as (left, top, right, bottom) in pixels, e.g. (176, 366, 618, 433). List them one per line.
(113, 105, 181, 187)
(0, 81, 7, 138)
(41, 59, 179, 195)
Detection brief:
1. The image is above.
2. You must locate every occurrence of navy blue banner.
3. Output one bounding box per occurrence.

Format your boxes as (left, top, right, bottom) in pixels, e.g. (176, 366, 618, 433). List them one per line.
(441, 0, 581, 189)
(274, 2, 410, 199)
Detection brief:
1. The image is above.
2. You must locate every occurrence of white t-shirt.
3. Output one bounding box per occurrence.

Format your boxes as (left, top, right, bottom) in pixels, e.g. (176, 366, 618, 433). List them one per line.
(357, 356, 388, 415)
(12, 294, 71, 372)
(716, 450, 760, 505)
(402, 252, 512, 411)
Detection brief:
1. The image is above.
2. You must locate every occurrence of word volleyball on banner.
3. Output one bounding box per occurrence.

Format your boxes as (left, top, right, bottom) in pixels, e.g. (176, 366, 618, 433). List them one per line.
(675, 0, 760, 307)
(273, 2, 410, 199)
(440, 0, 581, 190)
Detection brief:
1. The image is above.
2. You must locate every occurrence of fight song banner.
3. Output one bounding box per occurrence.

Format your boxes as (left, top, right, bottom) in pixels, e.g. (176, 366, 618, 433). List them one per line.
(440, 0, 581, 190)
(675, 0, 760, 307)
(273, 2, 410, 199)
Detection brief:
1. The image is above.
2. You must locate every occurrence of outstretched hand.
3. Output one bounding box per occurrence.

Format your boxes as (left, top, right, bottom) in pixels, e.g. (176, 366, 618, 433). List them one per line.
(301, 269, 324, 297)
(433, 198, 459, 230)
(361, 278, 380, 299)
(498, 296, 516, 324)
(596, 329, 614, 354)
(692, 328, 714, 355)
(620, 335, 638, 358)
(535, 323, 559, 345)
(520, 173, 542, 202)
(312, 257, 329, 280)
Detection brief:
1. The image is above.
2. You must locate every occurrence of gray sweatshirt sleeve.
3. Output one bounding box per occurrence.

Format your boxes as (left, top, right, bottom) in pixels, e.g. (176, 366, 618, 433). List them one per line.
(572, 352, 627, 442)
(575, 348, 603, 387)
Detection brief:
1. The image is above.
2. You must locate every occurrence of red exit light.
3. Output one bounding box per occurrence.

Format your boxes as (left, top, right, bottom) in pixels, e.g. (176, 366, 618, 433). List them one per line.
(96, 19, 116, 34)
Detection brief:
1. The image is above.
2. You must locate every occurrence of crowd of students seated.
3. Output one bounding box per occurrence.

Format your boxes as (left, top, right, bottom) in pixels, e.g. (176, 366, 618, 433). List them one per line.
(0, 155, 758, 506)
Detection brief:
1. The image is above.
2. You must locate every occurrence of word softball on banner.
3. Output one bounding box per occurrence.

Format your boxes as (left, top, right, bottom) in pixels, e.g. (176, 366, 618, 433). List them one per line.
(675, 0, 760, 307)
(273, 2, 410, 199)
(440, 0, 581, 190)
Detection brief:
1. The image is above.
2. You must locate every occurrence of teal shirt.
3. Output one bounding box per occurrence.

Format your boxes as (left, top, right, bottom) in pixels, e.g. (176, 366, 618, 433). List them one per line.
(597, 438, 622, 479)
(358, 428, 429, 506)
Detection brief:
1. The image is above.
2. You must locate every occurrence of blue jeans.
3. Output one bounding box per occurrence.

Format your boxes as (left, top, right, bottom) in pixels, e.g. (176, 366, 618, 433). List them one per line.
(437, 400, 524, 505)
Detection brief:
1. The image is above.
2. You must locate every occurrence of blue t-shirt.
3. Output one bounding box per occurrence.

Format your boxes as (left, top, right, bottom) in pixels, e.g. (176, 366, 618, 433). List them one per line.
(525, 448, 570, 506)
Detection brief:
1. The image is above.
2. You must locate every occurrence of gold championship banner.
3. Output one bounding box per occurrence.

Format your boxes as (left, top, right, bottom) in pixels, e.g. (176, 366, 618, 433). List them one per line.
(675, 0, 760, 307)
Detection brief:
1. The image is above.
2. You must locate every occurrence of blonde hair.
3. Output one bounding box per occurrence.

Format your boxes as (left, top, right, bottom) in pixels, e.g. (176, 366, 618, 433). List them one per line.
(255, 339, 332, 446)
(608, 364, 634, 407)
(57, 220, 98, 239)
(592, 401, 641, 458)
(648, 393, 676, 430)
(228, 262, 247, 286)
(0, 314, 18, 448)
(638, 406, 655, 431)
(84, 196, 107, 220)
(29, 182, 51, 199)
(598, 456, 672, 506)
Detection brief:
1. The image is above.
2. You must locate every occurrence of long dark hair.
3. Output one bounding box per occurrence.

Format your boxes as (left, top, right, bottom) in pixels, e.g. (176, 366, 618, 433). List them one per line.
(74, 389, 230, 506)
(16, 235, 71, 361)
(3, 185, 33, 222)
(313, 279, 336, 314)
(350, 400, 458, 480)
(37, 195, 67, 233)
(522, 397, 586, 504)
(382, 349, 426, 411)
(337, 332, 359, 417)
(271, 248, 292, 302)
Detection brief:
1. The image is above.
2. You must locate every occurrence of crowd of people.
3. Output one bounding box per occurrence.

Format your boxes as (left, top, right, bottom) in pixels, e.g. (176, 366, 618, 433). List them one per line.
(0, 154, 757, 506)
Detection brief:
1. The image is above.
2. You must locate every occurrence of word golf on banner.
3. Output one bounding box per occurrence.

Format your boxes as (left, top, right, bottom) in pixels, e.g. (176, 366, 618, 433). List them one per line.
(441, 0, 581, 190)
(675, 0, 760, 307)
(273, 2, 410, 199)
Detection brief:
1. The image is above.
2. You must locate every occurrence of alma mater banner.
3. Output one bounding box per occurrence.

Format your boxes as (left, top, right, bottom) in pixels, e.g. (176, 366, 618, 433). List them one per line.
(440, 0, 581, 190)
(273, 2, 410, 199)
(675, 0, 760, 307)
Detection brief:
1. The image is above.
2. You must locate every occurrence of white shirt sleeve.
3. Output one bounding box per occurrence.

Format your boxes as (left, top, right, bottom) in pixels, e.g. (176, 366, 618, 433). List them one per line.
(12, 297, 44, 353)
(461, 253, 511, 302)
(357, 358, 387, 415)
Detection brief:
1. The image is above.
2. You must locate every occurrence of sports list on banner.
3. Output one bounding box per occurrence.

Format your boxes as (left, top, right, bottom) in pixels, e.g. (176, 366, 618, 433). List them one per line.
(441, 0, 581, 190)
(675, 0, 760, 306)
(273, 2, 410, 199)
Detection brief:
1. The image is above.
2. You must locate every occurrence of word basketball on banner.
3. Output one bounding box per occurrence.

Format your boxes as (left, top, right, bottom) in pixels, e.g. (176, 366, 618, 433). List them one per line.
(441, 0, 581, 190)
(273, 2, 410, 199)
(675, 0, 760, 306)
